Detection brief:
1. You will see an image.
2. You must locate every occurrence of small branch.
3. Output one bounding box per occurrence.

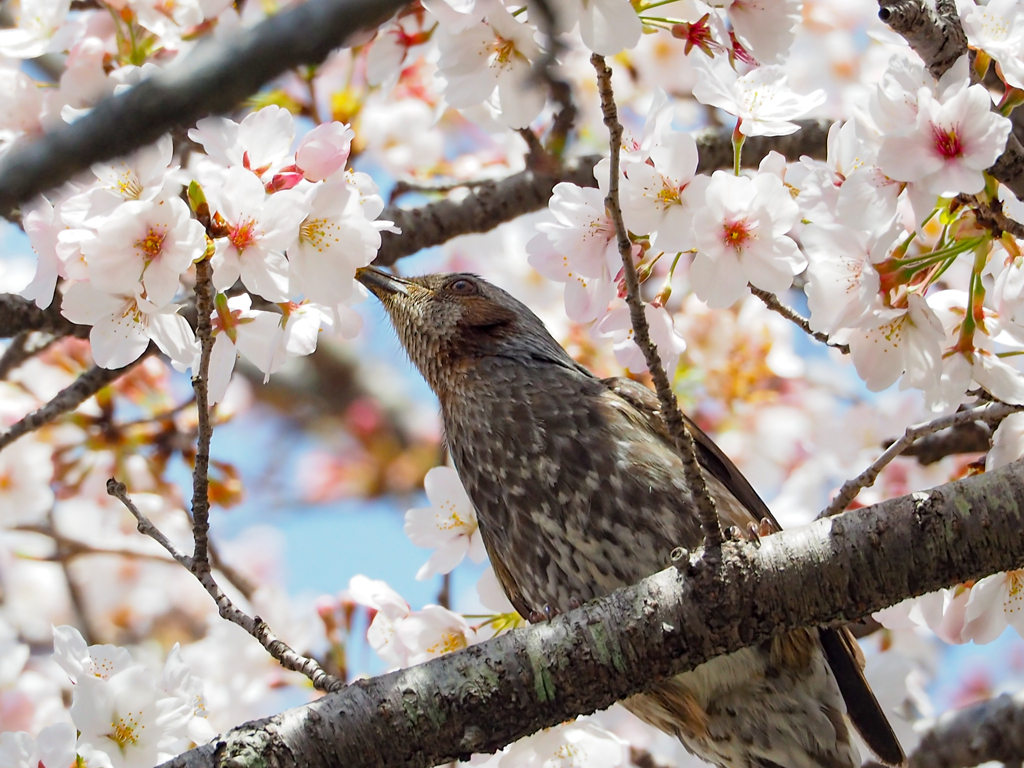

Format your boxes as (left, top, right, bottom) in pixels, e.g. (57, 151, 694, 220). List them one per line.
(0, 294, 87, 338)
(822, 401, 1023, 516)
(0, 0, 408, 218)
(909, 690, 1024, 768)
(590, 53, 723, 549)
(958, 193, 1024, 240)
(0, 331, 57, 379)
(0, 346, 155, 452)
(107, 479, 193, 567)
(897, 420, 992, 465)
(189, 259, 215, 572)
(106, 478, 343, 692)
(748, 286, 850, 354)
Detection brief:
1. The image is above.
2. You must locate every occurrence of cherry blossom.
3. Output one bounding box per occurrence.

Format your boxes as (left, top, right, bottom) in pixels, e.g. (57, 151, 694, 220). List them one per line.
(620, 131, 709, 253)
(188, 107, 296, 176)
(288, 178, 393, 309)
(52, 625, 133, 684)
(19, 196, 64, 309)
(529, 182, 621, 323)
(61, 282, 198, 370)
(394, 605, 477, 665)
(801, 222, 886, 337)
(0, 437, 54, 526)
(961, 571, 1024, 643)
(877, 77, 1011, 196)
(0, 723, 77, 768)
(294, 122, 354, 182)
(435, 4, 546, 129)
(961, 0, 1024, 89)
(551, 0, 642, 57)
(726, 0, 801, 65)
(405, 466, 486, 580)
(82, 194, 206, 308)
(0, 0, 75, 58)
(847, 295, 945, 393)
(692, 59, 825, 137)
(689, 171, 805, 308)
(72, 666, 192, 768)
(207, 167, 308, 301)
(987, 412, 1024, 471)
(593, 303, 687, 375)
(499, 719, 629, 768)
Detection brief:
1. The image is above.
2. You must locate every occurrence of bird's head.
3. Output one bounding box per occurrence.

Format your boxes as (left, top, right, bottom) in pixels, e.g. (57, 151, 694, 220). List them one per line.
(356, 267, 579, 396)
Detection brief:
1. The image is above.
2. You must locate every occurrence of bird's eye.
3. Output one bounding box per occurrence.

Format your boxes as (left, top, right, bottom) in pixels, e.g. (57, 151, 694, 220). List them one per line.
(447, 278, 478, 296)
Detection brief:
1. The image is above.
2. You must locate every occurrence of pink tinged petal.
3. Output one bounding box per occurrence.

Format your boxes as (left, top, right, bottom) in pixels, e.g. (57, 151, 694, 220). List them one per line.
(962, 574, 1011, 644)
(239, 247, 291, 303)
(467, 529, 487, 563)
(61, 281, 129, 325)
(207, 333, 238, 406)
(90, 301, 151, 369)
(496, 63, 545, 128)
(210, 240, 242, 293)
(849, 312, 909, 392)
(348, 574, 409, 616)
(986, 412, 1024, 470)
(295, 122, 354, 182)
(564, 275, 614, 323)
(742, 237, 802, 294)
(972, 350, 1024, 404)
(415, 538, 470, 579)
(147, 311, 197, 372)
(578, 0, 641, 55)
(690, 250, 748, 308)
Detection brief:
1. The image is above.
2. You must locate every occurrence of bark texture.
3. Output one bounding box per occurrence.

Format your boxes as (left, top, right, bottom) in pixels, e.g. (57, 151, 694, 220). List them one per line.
(159, 461, 1024, 768)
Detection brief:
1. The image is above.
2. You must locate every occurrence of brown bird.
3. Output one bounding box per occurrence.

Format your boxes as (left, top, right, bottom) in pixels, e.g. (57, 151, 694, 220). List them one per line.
(356, 267, 904, 768)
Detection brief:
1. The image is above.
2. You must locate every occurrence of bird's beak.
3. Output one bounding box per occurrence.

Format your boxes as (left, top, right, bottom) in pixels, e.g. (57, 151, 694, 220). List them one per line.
(356, 267, 411, 298)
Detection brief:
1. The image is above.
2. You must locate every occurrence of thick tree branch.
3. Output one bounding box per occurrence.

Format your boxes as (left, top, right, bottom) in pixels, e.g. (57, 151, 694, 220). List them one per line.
(909, 690, 1024, 768)
(0, 0, 409, 218)
(160, 454, 1024, 768)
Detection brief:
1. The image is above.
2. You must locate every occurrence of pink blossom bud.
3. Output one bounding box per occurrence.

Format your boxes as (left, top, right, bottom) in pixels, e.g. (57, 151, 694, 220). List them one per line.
(295, 122, 355, 182)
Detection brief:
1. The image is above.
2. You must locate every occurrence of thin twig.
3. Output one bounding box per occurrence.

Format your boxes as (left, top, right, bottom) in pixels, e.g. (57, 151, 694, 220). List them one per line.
(959, 193, 1024, 239)
(590, 53, 724, 549)
(190, 258, 215, 572)
(527, 0, 576, 155)
(748, 286, 850, 354)
(0, 346, 156, 452)
(822, 401, 1024, 517)
(106, 476, 343, 691)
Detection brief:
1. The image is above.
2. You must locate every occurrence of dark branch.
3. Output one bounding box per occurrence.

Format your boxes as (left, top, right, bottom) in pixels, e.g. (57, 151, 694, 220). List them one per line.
(0, 0, 410, 218)
(897, 421, 992, 465)
(0, 294, 86, 338)
(161, 458, 1024, 768)
(909, 691, 1024, 768)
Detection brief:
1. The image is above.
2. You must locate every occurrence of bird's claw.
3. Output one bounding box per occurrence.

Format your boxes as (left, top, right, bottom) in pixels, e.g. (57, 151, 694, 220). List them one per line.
(529, 604, 561, 623)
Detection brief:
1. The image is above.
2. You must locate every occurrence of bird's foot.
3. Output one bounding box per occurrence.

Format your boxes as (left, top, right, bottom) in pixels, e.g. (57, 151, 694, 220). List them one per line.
(528, 597, 583, 623)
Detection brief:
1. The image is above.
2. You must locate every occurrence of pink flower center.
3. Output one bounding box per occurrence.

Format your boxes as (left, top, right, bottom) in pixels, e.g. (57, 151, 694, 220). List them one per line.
(722, 218, 752, 250)
(229, 218, 258, 252)
(135, 227, 166, 261)
(932, 125, 964, 159)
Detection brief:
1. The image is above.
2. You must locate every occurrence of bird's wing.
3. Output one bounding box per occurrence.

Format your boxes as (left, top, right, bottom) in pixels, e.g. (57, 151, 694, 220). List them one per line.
(600, 376, 906, 766)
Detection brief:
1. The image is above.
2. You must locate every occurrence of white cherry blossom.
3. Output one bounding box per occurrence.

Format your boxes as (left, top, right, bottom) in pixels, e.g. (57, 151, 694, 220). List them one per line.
(847, 294, 945, 393)
(188, 106, 296, 175)
(82, 194, 206, 308)
(987, 411, 1024, 471)
(0, 437, 54, 526)
(500, 719, 628, 768)
(19, 196, 64, 309)
(690, 171, 805, 308)
(877, 79, 1011, 196)
(294, 122, 354, 182)
(727, 0, 801, 65)
(0, 0, 74, 58)
(549, 0, 642, 56)
(802, 222, 886, 337)
(593, 303, 687, 375)
(405, 466, 486, 580)
(288, 178, 391, 309)
(692, 59, 825, 137)
(207, 167, 308, 301)
(0, 723, 77, 768)
(529, 182, 620, 323)
(435, 4, 546, 129)
(961, 571, 1024, 643)
(61, 281, 198, 370)
(72, 666, 191, 768)
(620, 131, 709, 253)
(394, 605, 477, 664)
(961, 0, 1024, 89)
(53, 624, 133, 684)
